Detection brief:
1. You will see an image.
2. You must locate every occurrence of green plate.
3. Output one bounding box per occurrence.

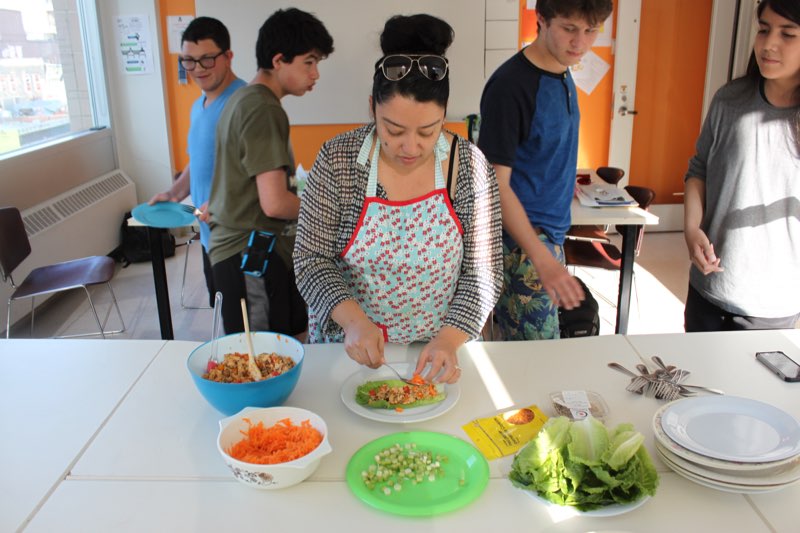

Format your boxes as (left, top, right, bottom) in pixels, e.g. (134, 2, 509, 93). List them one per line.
(345, 431, 489, 516)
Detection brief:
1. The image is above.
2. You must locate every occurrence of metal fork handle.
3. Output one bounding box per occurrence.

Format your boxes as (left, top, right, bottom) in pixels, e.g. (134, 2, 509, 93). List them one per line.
(608, 362, 639, 378)
(678, 384, 724, 395)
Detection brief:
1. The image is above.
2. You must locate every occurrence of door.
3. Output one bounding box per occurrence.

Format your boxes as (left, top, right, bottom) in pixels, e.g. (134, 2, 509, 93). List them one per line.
(609, 0, 717, 228)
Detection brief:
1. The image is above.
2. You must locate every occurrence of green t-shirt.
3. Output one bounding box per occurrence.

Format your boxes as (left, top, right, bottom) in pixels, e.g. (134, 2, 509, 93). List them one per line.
(208, 84, 295, 267)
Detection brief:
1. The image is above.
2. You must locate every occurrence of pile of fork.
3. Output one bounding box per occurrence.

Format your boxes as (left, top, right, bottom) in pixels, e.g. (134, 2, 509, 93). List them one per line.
(608, 356, 724, 402)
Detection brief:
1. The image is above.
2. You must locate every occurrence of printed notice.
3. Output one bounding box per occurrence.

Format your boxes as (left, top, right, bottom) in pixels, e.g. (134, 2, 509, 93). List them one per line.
(117, 15, 154, 75)
(594, 14, 614, 47)
(167, 15, 194, 54)
(570, 50, 610, 95)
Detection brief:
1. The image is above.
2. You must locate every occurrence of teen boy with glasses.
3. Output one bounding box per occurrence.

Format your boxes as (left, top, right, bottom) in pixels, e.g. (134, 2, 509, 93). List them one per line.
(478, 0, 613, 340)
(207, 8, 333, 340)
(148, 17, 246, 307)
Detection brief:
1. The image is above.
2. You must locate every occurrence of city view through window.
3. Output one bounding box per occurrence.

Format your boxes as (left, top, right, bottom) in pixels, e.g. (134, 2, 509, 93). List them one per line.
(0, 0, 100, 156)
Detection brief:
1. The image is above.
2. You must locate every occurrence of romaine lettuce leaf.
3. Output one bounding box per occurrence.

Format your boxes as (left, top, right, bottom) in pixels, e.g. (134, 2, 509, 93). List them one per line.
(354, 379, 445, 409)
(509, 416, 659, 511)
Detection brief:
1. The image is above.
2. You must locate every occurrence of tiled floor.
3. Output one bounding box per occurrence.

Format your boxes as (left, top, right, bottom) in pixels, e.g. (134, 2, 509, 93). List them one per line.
(6, 231, 692, 341)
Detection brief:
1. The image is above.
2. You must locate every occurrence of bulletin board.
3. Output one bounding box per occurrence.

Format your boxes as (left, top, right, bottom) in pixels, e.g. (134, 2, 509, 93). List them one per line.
(195, 0, 486, 124)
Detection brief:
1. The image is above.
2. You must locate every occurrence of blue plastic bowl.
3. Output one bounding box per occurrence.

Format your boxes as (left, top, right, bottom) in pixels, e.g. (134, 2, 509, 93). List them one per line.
(187, 332, 304, 415)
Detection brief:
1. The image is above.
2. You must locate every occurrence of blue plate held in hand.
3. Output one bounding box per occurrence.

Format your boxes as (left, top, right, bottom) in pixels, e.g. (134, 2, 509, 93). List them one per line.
(131, 202, 196, 228)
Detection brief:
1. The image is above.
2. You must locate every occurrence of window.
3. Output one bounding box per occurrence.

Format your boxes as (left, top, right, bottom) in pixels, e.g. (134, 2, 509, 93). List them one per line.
(0, 0, 107, 157)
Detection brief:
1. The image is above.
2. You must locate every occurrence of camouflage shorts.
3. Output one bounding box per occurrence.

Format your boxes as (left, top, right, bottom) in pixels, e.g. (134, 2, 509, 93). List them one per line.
(495, 236, 564, 340)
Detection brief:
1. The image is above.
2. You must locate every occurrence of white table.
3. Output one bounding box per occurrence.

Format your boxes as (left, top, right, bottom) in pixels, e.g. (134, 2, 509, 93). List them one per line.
(0, 339, 165, 533)
(570, 197, 659, 334)
(127, 214, 199, 341)
(8, 332, 799, 532)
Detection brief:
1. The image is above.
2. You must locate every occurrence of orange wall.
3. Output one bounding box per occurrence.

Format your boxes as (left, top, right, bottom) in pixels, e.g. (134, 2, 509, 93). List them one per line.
(290, 122, 468, 171)
(158, 0, 199, 174)
(519, 1, 616, 170)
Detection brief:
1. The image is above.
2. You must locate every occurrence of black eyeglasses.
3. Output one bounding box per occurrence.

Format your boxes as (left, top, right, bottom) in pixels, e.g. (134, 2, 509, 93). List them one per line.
(376, 55, 449, 82)
(179, 51, 226, 71)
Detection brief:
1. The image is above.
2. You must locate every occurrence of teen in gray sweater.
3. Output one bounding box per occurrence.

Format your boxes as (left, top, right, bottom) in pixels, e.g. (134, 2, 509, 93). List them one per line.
(683, 0, 800, 331)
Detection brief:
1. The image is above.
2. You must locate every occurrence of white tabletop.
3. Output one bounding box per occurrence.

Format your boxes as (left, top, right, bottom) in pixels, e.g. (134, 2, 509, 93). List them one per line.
(70, 335, 640, 481)
(0, 339, 165, 533)
(23, 475, 771, 533)
(571, 197, 659, 227)
(7, 332, 799, 532)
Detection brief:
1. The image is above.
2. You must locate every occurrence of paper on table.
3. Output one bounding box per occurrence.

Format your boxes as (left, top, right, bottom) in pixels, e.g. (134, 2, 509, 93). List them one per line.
(576, 182, 637, 207)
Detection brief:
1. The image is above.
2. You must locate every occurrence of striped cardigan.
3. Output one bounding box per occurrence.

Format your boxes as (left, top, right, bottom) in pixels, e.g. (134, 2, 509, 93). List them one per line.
(294, 124, 503, 341)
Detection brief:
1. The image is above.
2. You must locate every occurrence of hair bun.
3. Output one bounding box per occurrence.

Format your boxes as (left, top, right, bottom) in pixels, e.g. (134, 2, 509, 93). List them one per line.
(380, 14, 454, 56)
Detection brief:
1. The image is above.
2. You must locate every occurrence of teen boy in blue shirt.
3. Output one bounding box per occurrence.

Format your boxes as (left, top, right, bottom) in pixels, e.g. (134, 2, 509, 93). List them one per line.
(478, 0, 613, 340)
(149, 17, 245, 306)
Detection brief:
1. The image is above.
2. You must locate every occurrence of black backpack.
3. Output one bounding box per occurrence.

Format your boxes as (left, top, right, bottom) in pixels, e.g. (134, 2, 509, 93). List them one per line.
(558, 276, 600, 338)
(110, 211, 175, 267)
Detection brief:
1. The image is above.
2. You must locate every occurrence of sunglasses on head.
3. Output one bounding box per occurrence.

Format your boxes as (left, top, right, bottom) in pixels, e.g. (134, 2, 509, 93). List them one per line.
(376, 55, 449, 82)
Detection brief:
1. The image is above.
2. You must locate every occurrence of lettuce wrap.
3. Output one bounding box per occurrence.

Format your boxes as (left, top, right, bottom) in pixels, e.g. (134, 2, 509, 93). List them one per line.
(355, 379, 446, 409)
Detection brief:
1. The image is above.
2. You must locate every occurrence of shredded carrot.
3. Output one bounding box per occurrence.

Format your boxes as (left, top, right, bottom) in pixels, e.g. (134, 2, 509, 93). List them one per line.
(394, 407, 404, 413)
(409, 373, 426, 385)
(227, 417, 323, 465)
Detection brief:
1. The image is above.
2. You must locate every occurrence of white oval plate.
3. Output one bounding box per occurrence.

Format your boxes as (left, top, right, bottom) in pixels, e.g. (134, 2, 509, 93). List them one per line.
(656, 447, 799, 494)
(652, 405, 800, 472)
(527, 491, 650, 517)
(340, 363, 460, 424)
(660, 396, 800, 462)
(654, 440, 800, 486)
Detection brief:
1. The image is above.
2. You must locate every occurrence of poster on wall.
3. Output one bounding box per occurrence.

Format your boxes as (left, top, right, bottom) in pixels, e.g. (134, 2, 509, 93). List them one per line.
(116, 15, 154, 75)
(594, 14, 614, 47)
(167, 16, 194, 54)
(570, 50, 610, 95)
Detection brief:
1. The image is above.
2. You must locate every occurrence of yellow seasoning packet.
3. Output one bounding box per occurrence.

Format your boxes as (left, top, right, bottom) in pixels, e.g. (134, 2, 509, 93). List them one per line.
(462, 405, 548, 460)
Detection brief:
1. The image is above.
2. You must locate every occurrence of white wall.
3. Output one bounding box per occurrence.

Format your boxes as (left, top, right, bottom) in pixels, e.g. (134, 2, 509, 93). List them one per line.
(484, 0, 519, 79)
(196, 0, 487, 123)
(97, 0, 174, 203)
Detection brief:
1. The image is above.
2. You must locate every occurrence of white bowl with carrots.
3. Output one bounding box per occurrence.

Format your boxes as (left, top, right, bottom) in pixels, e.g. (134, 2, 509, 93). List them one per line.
(217, 406, 332, 490)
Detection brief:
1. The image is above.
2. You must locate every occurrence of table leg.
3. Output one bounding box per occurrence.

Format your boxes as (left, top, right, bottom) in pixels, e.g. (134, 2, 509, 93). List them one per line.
(146, 227, 174, 340)
(615, 225, 637, 334)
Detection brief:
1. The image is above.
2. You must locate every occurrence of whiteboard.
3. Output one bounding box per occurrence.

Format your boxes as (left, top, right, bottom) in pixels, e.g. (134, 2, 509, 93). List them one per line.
(196, 0, 485, 124)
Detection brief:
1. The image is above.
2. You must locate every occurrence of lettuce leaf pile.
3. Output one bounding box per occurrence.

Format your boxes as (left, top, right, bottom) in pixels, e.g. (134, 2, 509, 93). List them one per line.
(509, 416, 658, 511)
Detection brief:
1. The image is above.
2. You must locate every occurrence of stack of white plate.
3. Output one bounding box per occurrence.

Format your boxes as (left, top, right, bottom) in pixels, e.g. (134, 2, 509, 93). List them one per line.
(651, 396, 800, 494)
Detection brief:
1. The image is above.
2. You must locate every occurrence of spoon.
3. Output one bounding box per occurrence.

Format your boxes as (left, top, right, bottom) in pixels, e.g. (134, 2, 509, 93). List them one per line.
(206, 291, 223, 372)
(382, 362, 420, 386)
(239, 298, 263, 381)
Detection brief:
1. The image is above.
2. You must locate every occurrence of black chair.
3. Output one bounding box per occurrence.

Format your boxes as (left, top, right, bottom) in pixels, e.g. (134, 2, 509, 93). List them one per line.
(0, 206, 125, 338)
(596, 166, 626, 186)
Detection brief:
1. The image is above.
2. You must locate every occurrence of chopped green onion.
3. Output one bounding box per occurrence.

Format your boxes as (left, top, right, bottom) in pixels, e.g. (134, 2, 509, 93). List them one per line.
(360, 443, 448, 494)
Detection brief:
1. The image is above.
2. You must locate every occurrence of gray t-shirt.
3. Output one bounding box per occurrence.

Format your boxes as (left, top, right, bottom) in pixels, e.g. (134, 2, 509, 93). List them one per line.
(685, 78, 800, 317)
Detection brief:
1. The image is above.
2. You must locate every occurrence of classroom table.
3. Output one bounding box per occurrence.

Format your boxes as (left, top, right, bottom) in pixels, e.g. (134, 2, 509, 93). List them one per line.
(5, 330, 798, 532)
(570, 196, 659, 334)
(132, 200, 657, 341)
(0, 339, 166, 533)
(127, 215, 197, 340)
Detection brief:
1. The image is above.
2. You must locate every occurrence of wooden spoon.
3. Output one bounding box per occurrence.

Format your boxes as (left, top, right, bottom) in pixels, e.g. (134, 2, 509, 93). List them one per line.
(240, 298, 263, 381)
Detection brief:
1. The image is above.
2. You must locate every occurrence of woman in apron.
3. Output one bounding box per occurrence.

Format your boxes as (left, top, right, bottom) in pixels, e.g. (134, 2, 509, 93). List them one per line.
(294, 14, 503, 383)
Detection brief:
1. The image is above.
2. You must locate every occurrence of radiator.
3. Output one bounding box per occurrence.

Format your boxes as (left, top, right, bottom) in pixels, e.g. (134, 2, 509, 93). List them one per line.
(2, 169, 137, 331)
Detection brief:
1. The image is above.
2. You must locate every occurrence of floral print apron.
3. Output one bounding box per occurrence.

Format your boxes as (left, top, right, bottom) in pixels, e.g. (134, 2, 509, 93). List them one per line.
(310, 131, 463, 344)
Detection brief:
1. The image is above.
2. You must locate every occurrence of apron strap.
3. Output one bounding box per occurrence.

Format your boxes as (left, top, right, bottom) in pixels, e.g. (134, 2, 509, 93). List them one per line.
(446, 136, 458, 202)
(367, 131, 450, 197)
